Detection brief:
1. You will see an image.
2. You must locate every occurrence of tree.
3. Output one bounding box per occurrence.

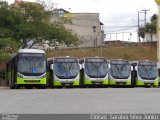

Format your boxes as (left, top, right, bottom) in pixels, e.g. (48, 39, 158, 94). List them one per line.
(0, 1, 14, 38)
(15, 2, 79, 48)
(0, 1, 79, 50)
(138, 27, 145, 39)
(47, 23, 79, 47)
(138, 14, 157, 39)
(145, 14, 157, 34)
(0, 38, 20, 62)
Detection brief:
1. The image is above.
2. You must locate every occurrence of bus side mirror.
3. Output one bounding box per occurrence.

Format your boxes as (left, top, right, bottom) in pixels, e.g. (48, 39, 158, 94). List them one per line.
(50, 64, 54, 70)
(82, 63, 85, 69)
(79, 64, 82, 69)
(135, 66, 137, 71)
(131, 66, 133, 71)
(108, 64, 111, 69)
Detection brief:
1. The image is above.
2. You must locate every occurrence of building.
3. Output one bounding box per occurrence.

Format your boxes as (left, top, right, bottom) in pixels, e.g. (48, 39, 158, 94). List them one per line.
(12, 0, 105, 50)
(51, 9, 105, 48)
(145, 33, 157, 42)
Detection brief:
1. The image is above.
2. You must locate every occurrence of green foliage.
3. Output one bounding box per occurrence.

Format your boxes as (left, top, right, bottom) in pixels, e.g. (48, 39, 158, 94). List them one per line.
(0, 1, 79, 62)
(0, 50, 10, 63)
(13, 2, 79, 48)
(145, 14, 157, 34)
(46, 23, 79, 47)
(138, 27, 145, 38)
(0, 38, 20, 51)
(0, 1, 79, 50)
(138, 14, 157, 38)
(17, 2, 48, 23)
(0, 38, 19, 63)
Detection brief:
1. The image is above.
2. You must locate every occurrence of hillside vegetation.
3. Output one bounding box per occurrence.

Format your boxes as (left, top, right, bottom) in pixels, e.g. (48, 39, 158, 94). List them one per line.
(47, 45, 157, 61)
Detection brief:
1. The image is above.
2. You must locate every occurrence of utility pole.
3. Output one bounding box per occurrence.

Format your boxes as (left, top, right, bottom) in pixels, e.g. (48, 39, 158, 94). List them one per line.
(155, 0, 160, 62)
(92, 26, 96, 49)
(141, 9, 150, 25)
(138, 11, 141, 43)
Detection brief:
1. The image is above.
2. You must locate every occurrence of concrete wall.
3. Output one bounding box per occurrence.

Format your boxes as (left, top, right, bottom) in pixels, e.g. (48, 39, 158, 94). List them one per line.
(145, 33, 158, 42)
(50, 12, 103, 48)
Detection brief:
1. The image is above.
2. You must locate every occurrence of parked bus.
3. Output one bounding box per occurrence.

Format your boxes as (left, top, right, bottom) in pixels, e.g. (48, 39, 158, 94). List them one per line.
(131, 60, 159, 87)
(47, 58, 53, 87)
(79, 57, 108, 86)
(157, 62, 160, 86)
(6, 49, 47, 89)
(49, 56, 80, 87)
(108, 59, 131, 86)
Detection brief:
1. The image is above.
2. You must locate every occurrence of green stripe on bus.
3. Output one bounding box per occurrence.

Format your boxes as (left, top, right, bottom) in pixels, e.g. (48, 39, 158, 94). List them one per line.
(16, 77, 47, 85)
(109, 79, 131, 85)
(53, 80, 80, 86)
(84, 79, 109, 85)
(136, 79, 159, 86)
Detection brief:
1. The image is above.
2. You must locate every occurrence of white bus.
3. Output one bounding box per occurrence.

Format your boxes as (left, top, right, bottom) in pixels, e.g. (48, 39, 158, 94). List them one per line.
(6, 49, 48, 89)
(131, 60, 159, 87)
(108, 59, 131, 86)
(49, 56, 80, 87)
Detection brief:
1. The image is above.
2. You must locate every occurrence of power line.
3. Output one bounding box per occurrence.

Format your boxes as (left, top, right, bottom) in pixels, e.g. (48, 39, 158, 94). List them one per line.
(105, 30, 137, 34)
(141, 9, 150, 25)
(103, 26, 137, 27)
(105, 27, 137, 33)
(102, 20, 137, 22)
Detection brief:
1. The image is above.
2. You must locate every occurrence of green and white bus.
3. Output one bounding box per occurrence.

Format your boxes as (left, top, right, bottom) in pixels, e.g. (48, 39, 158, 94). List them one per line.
(131, 60, 159, 87)
(6, 49, 47, 89)
(49, 56, 80, 87)
(79, 57, 108, 86)
(157, 62, 160, 86)
(108, 59, 131, 86)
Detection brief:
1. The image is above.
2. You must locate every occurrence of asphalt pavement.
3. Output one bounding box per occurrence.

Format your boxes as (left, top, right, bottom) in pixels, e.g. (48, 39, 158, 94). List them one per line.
(0, 88, 160, 114)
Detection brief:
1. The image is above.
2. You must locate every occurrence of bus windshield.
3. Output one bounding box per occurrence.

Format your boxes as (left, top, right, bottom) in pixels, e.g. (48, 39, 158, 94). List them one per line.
(85, 58, 107, 78)
(138, 61, 158, 80)
(54, 58, 79, 79)
(110, 60, 131, 79)
(18, 53, 46, 76)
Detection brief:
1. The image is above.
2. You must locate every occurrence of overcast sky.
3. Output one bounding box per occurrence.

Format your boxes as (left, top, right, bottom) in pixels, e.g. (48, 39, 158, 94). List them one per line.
(4, 0, 158, 41)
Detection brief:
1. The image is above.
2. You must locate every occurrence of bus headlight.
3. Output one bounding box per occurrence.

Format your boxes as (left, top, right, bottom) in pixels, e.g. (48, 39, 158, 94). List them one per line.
(17, 73, 23, 78)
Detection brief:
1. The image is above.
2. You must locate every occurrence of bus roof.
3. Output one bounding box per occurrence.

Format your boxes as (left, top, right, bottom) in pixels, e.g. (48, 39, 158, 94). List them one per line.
(130, 60, 157, 66)
(81, 57, 106, 60)
(109, 59, 129, 62)
(18, 49, 45, 54)
(53, 56, 78, 59)
(79, 57, 107, 64)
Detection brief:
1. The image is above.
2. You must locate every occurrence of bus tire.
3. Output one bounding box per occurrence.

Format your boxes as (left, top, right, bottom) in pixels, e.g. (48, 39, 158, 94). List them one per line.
(14, 84, 20, 89)
(26, 86, 33, 89)
(10, 85, 14, 89)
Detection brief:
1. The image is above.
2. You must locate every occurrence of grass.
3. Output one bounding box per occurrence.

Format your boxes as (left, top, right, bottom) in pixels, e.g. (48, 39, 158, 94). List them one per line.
(47, 44, 157, 61)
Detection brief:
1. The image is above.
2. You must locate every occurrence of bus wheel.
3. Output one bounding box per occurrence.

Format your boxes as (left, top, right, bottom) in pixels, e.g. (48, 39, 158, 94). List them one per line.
(14, 84, 20, 89)
(10, 85, 14, 89)
(26, 86, 33, 89)
(145, 86, 151, 88)
(10, 85, 19, 89)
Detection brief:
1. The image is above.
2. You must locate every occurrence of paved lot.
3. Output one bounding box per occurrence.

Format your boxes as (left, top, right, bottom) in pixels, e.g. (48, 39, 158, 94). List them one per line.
(0, 88, 160, 114)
